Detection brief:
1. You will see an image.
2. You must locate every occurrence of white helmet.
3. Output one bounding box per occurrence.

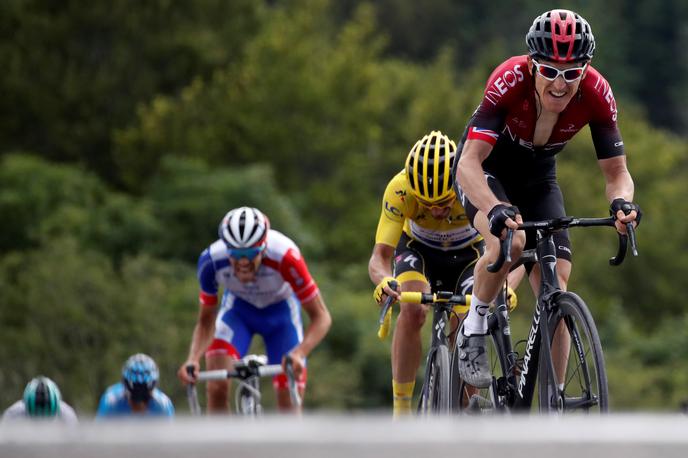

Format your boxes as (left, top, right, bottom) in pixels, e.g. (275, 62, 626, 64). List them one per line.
(218, 207, 270, 249)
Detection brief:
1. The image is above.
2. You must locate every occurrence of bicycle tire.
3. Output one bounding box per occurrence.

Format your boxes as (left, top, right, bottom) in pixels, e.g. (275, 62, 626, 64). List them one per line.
(238, 390, 257, 416)
(236, 379, 262, 416)
(419, 344, 451, 415)
(454, 330, 506, 414)
(538, 292, 609, 413)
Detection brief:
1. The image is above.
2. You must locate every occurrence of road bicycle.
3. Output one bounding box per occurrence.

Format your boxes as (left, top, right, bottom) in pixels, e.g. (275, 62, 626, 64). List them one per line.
(186, 354, 301, 416)
(378, 286, 470, 415)
(458, 215, 638, 414)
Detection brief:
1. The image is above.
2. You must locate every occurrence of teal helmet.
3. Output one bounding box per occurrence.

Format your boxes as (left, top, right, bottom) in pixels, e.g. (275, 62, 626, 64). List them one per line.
(23, 376, 61, 417)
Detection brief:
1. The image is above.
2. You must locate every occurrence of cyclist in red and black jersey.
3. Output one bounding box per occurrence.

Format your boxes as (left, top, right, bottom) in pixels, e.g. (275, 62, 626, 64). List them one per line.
(454, 9, 641, 388)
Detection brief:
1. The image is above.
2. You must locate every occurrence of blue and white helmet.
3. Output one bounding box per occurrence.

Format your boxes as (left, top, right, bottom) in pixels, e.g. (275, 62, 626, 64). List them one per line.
(218, 207, 270, 249)
(122, 353, 159, 402)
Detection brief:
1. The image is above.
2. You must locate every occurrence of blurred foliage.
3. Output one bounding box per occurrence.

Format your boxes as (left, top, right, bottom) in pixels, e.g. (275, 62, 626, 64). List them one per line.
(0, 0, 264, 183)
(1, 0, 687, 415)
(334, 0, 688, 136)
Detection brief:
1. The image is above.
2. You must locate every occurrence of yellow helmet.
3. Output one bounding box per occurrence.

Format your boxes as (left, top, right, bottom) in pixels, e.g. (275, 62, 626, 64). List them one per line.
(405, 130, 457, 205)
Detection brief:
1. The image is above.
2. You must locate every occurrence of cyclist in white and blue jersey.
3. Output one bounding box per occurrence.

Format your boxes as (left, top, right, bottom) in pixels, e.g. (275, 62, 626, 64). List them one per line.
(177, 207, 331, 413)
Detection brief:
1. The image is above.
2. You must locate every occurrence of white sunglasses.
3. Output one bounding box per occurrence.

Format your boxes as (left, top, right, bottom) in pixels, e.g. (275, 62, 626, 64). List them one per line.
(532, 60, 588, 83)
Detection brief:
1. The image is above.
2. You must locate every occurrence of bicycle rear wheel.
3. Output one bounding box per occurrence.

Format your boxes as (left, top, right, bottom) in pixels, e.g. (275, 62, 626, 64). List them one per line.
(538, 292, 608, 413)
(419, 345, 451, 415)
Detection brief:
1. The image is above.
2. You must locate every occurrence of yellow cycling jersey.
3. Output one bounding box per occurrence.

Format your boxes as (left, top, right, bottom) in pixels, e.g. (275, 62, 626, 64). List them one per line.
(375, 170, 481, 251)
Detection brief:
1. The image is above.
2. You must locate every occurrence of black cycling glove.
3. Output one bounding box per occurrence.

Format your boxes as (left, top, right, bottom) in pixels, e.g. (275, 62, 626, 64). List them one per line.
(610, 198, 642, 226)
(487, 204, 520, 237)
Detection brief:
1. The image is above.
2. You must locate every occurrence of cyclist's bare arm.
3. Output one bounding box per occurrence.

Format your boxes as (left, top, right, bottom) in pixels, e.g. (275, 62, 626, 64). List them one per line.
(457, 140, 505, 215)
(368, 243, 400, 300)
(178, 305, 217, 384)
(286, 292, 331, 376)
(598, 155, 637, 231)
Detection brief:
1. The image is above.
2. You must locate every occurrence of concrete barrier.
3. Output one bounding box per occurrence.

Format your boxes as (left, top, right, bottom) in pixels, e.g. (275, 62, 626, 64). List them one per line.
(2, 414, 687, 458)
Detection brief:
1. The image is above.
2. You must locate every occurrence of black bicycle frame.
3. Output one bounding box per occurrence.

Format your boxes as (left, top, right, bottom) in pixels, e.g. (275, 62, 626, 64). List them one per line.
(486, 229, 563, 410)
(484, 215, 636, 412)
(486, 290, 519, 408)
(422, 301, 453, 382)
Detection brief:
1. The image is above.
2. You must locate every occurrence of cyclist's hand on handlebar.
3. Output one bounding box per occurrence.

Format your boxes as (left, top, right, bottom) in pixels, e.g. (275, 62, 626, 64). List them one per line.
(283, 350, 305, 379)
(373, 276, 400, 305)
(610, 198, 642, 234)
(178, 360, 199, 385)
(487, 204, 521, 239)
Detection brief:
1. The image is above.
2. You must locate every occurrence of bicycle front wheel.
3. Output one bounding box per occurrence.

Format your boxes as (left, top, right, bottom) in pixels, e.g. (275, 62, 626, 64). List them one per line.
(419, 345, 451, 415)
(236, 379, 262, 416)
(538, 292, 608, 413)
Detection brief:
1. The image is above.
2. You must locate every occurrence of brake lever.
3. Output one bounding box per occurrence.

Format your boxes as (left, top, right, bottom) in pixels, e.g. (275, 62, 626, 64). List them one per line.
(626, 222, 639, 257)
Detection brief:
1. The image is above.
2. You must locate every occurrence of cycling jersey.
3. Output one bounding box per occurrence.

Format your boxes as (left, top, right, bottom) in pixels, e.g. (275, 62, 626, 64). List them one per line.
(455, 55, 624, 263)
(197, 229, 319, 309)
(197, 229, 317, 389)
(461, 55, 624, 188)
(375, 170, 480, 251)
(2, 400, 78, 424)
(96, 382, 174, 417)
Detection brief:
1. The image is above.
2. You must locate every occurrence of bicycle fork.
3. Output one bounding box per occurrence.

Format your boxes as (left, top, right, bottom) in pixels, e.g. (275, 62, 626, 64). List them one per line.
(420, 306, 452, 406)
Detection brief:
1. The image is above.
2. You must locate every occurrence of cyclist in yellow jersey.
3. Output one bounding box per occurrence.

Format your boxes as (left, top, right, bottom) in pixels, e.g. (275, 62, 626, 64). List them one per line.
(368, 130, 484, 416)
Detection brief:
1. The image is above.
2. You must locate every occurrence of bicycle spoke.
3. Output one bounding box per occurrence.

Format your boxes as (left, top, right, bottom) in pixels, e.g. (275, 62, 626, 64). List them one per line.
(540, 293, 608, 414)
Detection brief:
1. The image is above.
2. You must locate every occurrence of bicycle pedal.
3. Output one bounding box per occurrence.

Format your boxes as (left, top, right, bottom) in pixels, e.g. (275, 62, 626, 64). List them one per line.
(467, 394, 493, 412)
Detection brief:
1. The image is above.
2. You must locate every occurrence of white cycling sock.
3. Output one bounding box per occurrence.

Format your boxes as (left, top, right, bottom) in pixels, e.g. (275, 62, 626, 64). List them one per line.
(462, 295, 490, 335)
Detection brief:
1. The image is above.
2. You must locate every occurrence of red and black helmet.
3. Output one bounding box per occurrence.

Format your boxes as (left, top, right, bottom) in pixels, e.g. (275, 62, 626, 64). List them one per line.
(526, 9, 595, 63)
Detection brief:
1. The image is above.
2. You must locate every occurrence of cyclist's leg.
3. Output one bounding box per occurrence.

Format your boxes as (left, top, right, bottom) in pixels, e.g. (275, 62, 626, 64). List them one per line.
(459, 173, 525, 333)
(206, 293, 252, 413)
(456, 174, 525, 388)
(444, 241, 482, 407)
(391, 235, 431, 416)
(507, 264, 527, 291)
(261, 295, 305, 412)
(447, 239, 483, 331)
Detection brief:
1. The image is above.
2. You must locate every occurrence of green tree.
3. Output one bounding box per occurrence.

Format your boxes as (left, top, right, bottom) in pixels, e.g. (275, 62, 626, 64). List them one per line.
(0, 0, 264, 184)
(147, 157, 314, 262)
(0, 237, 196, 412)
(114, 0, 485, 264)
(0, 153, 159, 262)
